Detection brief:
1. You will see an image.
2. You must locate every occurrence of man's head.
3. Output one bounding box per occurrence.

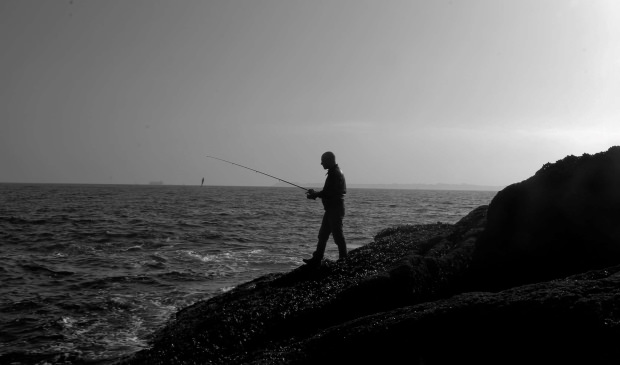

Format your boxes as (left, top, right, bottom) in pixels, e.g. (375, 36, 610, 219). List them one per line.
(320, 152, 336, 170)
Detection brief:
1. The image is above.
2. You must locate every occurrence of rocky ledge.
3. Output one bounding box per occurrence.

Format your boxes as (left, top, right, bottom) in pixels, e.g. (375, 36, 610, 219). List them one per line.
(119, 146, 620, 365)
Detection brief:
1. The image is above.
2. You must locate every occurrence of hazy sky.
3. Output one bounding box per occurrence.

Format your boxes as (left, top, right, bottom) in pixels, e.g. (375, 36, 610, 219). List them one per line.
(2, 0, 619, 187)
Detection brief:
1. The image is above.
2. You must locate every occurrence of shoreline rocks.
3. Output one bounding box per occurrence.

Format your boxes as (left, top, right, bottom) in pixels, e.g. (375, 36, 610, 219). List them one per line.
(279, 264, 620, 364)
(119, 146, 620, 365)
(470, 146, 620, 291)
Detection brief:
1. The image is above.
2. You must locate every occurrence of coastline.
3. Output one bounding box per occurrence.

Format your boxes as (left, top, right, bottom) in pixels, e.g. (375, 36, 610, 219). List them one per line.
(274, 182, 504, 191)
(119, 212, 482, 364)
(117, 146, 620, 364)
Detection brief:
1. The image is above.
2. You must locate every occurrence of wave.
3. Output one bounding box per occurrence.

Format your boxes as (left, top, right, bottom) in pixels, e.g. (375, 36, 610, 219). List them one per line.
(19, 264, 74, 277)
(105, 230, 139, 238)
(0, 299, 44, 313)
(155, 270, 207, 282)
(67, 275, 166, 291)
(0, 216, 48, 225)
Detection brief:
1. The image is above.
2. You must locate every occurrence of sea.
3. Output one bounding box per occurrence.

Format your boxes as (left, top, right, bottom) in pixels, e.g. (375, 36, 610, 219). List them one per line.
(0, 184, 497, 364)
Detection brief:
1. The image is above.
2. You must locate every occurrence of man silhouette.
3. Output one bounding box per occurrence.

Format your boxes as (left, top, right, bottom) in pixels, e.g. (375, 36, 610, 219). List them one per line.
(304, 152, 347, 265)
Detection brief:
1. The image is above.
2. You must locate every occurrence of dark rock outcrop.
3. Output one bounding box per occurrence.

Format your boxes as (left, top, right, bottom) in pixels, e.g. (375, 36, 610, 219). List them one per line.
(470, 146, 620, 290)
(273, 265, 620, 365)
(119, 146, 620, 365)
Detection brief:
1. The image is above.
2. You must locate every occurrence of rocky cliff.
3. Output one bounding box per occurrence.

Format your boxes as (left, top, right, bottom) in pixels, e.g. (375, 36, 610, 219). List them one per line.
(119, 146, 620, 365)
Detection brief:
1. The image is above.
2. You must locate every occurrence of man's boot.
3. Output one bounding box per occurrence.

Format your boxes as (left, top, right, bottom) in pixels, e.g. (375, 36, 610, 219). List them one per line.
(303, 255, 321, 266)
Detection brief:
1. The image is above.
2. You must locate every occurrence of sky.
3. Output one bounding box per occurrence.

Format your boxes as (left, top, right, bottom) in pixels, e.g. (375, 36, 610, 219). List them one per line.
(2, 0, 619, 187)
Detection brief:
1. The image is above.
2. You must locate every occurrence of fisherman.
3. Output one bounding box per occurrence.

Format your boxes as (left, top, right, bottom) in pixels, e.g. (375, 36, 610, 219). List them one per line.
(304, 151, 347, 265)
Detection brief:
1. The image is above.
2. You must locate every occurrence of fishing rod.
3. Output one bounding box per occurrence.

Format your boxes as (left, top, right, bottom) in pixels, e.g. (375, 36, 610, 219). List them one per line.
(206, 156, 309, 192)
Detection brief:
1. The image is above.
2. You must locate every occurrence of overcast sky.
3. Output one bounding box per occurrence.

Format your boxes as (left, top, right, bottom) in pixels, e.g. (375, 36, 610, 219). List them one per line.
(2, 0, 619, 187)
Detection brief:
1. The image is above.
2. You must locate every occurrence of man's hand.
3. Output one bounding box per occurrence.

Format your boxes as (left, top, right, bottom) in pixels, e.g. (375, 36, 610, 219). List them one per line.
(306, 189, 318, 200)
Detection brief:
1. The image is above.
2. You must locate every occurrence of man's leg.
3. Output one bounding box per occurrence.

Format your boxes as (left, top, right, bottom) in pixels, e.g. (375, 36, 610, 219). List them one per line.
(313, 211, 331, 260)
(329, 211, 346, 259)
(304, 212, 331, 264)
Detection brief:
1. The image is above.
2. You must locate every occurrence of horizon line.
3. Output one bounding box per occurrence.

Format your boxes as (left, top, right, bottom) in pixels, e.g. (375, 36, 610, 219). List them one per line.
(0, 181, 506, 191)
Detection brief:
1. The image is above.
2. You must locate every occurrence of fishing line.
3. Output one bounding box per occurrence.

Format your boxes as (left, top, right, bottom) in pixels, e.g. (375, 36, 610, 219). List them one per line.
(206, 156, 309, 192)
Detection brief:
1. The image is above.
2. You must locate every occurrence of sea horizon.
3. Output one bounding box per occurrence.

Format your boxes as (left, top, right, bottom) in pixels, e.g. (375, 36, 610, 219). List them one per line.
(0, 181, 505, 191)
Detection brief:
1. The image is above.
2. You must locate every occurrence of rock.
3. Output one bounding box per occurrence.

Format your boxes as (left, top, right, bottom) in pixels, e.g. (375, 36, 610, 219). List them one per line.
(331, 205, 488, 317)
(118, 146, 620, 365)
(118, 216, 487, 365)
(470, 146, 620, 290)
(268, 265, 620, 364)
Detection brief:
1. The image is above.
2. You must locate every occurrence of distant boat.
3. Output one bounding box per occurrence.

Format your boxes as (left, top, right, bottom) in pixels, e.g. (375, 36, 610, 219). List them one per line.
(149, 181, 163, 185)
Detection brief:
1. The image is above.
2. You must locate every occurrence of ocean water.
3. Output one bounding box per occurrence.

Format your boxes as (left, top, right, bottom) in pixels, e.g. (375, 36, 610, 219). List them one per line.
(0, 184, 496, 364)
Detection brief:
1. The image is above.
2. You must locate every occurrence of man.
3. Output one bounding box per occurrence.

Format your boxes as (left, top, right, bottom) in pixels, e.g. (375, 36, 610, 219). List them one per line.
(304, 151, 347, 265)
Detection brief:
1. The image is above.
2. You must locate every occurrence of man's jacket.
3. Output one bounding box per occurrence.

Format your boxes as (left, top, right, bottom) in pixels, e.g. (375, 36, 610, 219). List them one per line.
(316, 164, 346, 213)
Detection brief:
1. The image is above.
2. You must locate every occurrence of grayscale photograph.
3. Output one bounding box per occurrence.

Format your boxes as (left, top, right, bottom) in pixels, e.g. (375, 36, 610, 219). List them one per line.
(1, 1, 619, 364)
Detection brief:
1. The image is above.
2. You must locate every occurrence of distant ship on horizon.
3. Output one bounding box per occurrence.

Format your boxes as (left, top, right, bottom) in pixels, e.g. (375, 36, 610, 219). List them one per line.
(149, 181, 163, 185)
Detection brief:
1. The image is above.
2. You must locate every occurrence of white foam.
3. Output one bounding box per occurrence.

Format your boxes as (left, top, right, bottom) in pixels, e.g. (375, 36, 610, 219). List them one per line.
(61, 316, 76, 328)
(186, 250, 215, 262)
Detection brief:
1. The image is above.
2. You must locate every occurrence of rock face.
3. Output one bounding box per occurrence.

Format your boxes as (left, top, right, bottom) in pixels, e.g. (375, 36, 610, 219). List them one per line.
(470, 146, 620, 290)
(276, 266, 620, 365)
(118, 146, 620, 365)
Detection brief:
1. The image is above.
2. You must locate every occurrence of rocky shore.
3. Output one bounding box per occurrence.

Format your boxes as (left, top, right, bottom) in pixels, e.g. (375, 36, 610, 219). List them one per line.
(119, 146, 620, 365)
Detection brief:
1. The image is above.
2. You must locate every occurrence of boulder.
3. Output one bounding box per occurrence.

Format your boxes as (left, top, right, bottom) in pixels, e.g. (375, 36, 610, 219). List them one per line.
(470, 146, 620, 290)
